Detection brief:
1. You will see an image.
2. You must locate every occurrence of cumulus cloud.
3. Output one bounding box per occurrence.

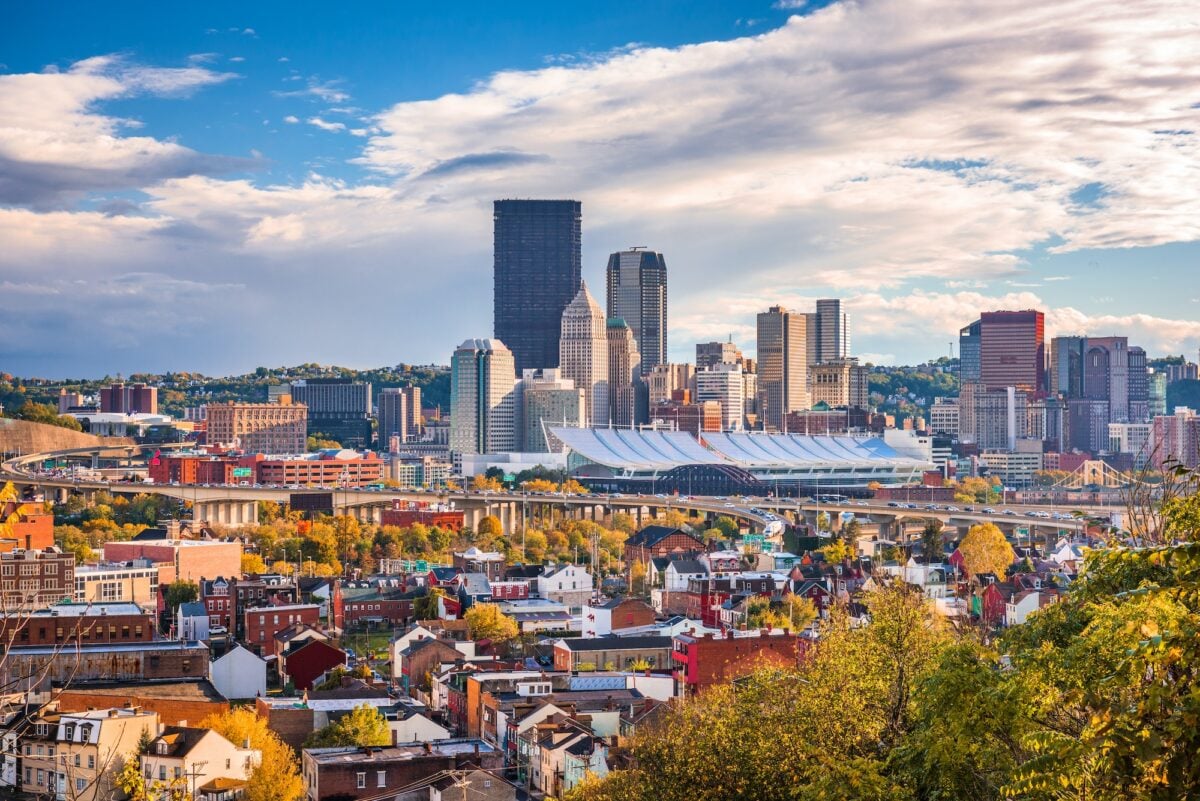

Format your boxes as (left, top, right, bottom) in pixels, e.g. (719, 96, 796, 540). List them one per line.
(282, 115, 300, 124)
(4, 1, 1200, 373)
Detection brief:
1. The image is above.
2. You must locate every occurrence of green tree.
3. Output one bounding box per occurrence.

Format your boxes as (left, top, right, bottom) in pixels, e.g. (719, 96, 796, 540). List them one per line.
(305, 703, 391, 748)
(164, 579, 199, 611)
(413, 587, 446, 620)
(712, 516, 740, 539)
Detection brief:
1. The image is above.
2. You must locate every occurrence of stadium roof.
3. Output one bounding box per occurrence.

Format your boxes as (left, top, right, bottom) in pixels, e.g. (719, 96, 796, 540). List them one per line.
(551, 427, 727, 471)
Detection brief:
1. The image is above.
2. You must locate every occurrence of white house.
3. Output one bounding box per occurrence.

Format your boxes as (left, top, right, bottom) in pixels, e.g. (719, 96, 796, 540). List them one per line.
(389, 708, 451, 745)
(664, 559, 707, 593)
(176, 602, 210, 641)
(1005, 589, 1058, 626)
(141, 726, 259, 793)
(209, 644, 268, 700)
(536, 565, 593, 613)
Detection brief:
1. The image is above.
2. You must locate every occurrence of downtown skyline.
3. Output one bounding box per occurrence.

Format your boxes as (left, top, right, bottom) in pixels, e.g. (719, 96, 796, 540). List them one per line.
(4, 0, 1200, 378)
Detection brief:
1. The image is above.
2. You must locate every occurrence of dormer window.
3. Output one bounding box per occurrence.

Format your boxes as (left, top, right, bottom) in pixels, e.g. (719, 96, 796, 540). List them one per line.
(157, 742, 168, 755)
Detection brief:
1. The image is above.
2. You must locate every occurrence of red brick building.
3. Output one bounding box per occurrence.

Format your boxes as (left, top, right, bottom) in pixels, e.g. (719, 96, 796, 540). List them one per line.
(0, 547, 75, 606)
(0, 603, 156, 646)
(200, 576, 235, 631)
(243, 603, 321, 655)
(336, 583, 416, 629)
(251, 451, 383, 487)
(280, 639, 347, 691)
(301, 741, 501, 801)
(623, 526, 706, 567)
(672, 630, 805, 695)
(55, 679, 229, 726)
(487, 581, 529, 601)
(381, 501, 465, 531)
(148, 455, 239, 486)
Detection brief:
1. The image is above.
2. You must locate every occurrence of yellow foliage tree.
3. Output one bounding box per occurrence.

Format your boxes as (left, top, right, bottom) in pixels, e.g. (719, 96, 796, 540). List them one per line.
(522, 478, 559, 493)
(561, 479, 589, 494)
(199, 707, 303, 801)
(241, 553, 268, 575)
(958, 522, 1016, 579)
(472, 474, 503, 491)
(463, 602, 519, 645)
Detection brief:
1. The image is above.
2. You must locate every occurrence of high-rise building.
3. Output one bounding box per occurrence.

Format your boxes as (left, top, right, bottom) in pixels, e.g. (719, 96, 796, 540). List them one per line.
(206, 400, 307, 453)
(518, 369, 585, 452)
(449, 339, 517, 456)
(814, 299, 851, 363)
(1082, 337, 1129, 422)
(929, 397, 960, 436)
(99, 381, 158, 415)
(1149, 371, 1168, 417)
(809, 358, 868, 410)
(959, 383, 1027, 451)
(695, 340, 743, 371)
(605, 249, 667, 375)
(647, 364, 695, 406)
(1151, 407, 1200, 470)
(1049, 336, 1086, 398)
(695, 364, 745, 431)
(289, 379, 373, 448)
(376, 388, 408, 447)
(1109, 422, 1153, 469)
(756, 306, 809, 432)
(559, 283, 609, 428)
(606, 319, 641, 428)
(493, 199, 582, 373)
(958, 320, 982, 383)
(963, 310, 1045, 394)
(402, 385, 423, 440)
(1128, 346, 1149, 422)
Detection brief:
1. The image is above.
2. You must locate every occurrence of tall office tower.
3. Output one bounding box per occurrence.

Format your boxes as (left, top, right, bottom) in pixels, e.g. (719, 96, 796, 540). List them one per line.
(606, 319, 642, 428)
(493, 199, 582, 373)
(606, 249, 667, 375)
(756, 305, 809, 432)
(647, 363, 696, 406)
(814, 299, 851, 363)
(1083, 337, 1129, 422)
(1049, 336, 1086, 398)
(377, 388, 408, 447)
(929, 397, 960, 436)
(809, 358, 869, 410)
(99, 381, 158, 415)
(695, 340, 743, 371)
(449, 339, 516, 455)
(559, 283, 610, 428)
(1148, 370, 1168, 418)
(959, 383, 1027, 451)
(958, 320, 982, 383)
(289, 379, 373, 448)
(1151, 407, 1200, 470)
(205, 400, 308, 454)
(402, 385, 423, 439)
(1127, 346, 1149, 422)
(518, 369, 585, 452)
(695, 363, 746, 431)
(963, 310, 1046, 394)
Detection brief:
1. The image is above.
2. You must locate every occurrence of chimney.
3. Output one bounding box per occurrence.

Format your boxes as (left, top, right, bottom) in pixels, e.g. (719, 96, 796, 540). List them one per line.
(243, 738, 251, 750)
(422, 741, 432, 754)
(392, 729, 398, 746)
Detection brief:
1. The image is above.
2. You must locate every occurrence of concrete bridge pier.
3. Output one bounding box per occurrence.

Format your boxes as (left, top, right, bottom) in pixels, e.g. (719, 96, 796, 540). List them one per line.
(193, 499, 258, 529)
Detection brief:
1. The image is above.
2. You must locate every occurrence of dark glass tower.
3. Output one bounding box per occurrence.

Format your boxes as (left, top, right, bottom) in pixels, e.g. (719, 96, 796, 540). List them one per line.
(605, 249, 667, 376)
(493, 199, 583, 373)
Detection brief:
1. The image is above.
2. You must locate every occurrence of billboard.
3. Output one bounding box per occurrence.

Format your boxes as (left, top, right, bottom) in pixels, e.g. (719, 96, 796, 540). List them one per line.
(232, 467, 253, 478)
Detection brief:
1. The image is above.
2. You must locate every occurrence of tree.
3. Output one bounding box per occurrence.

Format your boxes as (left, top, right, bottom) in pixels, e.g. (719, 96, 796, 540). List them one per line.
(629, 559, 648, 595)
(200, 707, 303, 801)
(919, 519, 944, 562)
(306, 703, 391, 748)
(820, 539, 853, 564)
(463, 602, 519, 645)
(477, 515, 503, 538)
(712, 516, 740, 539)
(164, 579, 199, 611)
(306, 434, 341, 451)
(958, 522, 1015, 579)
(242, 553, 268, 575)
(522, 478, 559, 493)
(413, 587, 446, 620)
(472, 474, 503, 491)
(561, 479, 589, 494)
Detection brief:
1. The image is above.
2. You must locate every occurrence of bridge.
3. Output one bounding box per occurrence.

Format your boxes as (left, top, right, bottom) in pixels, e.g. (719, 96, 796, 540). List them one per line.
(1, 444, 1096, 543)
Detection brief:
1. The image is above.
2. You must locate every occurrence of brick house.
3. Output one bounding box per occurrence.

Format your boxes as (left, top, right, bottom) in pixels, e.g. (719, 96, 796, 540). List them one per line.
(552, 636, 673, 672)
(672, 630, 805, 695)
(337, 583, 417, 629)
(280, 639, 347, 691)
(0, 603, 155, 646)
(243, 604, 321, 656)
(301, 741, 501, 801)
(400, 637, 466, 695)
(623, 526, 706, 567)
(200, 577, 234, 631)
(232, 575, 297, 638)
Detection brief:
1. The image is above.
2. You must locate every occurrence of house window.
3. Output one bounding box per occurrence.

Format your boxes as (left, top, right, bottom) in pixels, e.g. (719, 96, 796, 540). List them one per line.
(376, 771, 385, 788)
(76, 778, 85, 792)
(74, 755, 79, 767)
(88, 755, 94, 769)
(356, 773, 366, 789)
(160, 767, 167, 781)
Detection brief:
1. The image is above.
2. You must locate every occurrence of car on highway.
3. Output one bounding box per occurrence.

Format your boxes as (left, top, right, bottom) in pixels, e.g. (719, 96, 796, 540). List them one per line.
(724, 503, 736, 508)
(946, 506, 959, 512)
(1004, 510, 1018, 516)
(982, 507, 997, 514)
(887, 501, 900, 507)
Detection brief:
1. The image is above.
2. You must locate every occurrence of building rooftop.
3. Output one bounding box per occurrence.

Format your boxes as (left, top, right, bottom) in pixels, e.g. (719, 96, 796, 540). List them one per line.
(556, 636, 673, 652)
(57, 678, 226, 702)
(304, 739, 495, 765)
(17, 602, 148, 618)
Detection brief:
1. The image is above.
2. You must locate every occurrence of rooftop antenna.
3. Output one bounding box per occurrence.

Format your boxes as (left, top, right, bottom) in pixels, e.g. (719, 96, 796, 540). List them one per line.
(628, 245, 647, 251)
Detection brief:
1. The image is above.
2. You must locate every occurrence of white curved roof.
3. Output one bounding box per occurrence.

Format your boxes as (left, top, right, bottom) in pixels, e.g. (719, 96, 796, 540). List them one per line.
(551, 427, 928, 471)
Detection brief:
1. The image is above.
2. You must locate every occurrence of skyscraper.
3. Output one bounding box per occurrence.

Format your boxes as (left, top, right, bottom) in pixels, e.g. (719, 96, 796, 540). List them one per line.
(401, 385, 423, 440)
(969, 310, 1046, 395)
(449, 339, 517, 456)
(1049, 336, 1086, 398)
(605, 249, 667, 375)
(289, 379, 373, 448)
(696, 340, 743, 371)
(958, 320, 982, 383)
(493, 199, 582, 373)
(813, 299, 851, 363)
(377, 388, 408, 447)
(756, 306, 809, 432)
(559, 283, 609, 428)
(518, 369, 585, 452)
(607, 318, 642, 428)
(695, 363, 745, 431)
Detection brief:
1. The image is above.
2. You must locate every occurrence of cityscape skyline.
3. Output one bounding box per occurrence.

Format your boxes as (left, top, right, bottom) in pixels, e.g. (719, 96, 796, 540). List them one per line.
(4, 1, 1200, 377)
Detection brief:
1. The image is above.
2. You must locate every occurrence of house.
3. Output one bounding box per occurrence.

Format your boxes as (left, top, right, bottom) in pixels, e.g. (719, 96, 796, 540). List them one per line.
(280, 639, 347, 691)
(55, 680, 229, 727)
(699, 550, 743, 574)
(301, 740, 501, 801)
(455, 573, 493, 610)
(1005, 588, 1060, 626)
(243, 603, 321, 656)
(782, 575, 834, 616)
(426, 768, 519, 801)
(552, 636, 673, 672)
(400, 637, 472, 694)
(200, 577, 234, 632)
(197, 777, 248, 801)
(453, 548, 506, 581)
(0, 702, 37, 791)
(391, 706, 453, 745)
(623, 526, 705, 566)
(672, 630, 805, 695)
(209, 644, 268, 700)
(663, 559, 707, 593)
(256, 685, 392, 751)
(972, 580, 1016, 625)
(20, 707, 160, 801)
(140, 726, 259, 795)
(497, 599, 575, 633)
(537, 565, 593, 612)
(177, 602, 210, 641)
(390, 624, 440, 680)
(581, 598, 656, 638)
(530, 721, 608, 799)
(337, 581, 419, 629)
(272, 622, 328, 662)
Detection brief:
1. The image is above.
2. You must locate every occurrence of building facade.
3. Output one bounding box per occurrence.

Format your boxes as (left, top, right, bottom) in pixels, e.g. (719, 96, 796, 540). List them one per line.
(695, 364, 745, 431)
(606, 319, 641, 428)
(205, 401, 307, 454)
(450, 339, 517, 456)
(518, 369, 585, 452)
(288, 379, 372, 449)
(376, 388, 408, 448)
(605, 249, 667, 375)
(808, 358, 868, 410)
(756, 306, 809, 431)
(813, 299, 850, 364)
(559, 284, 609, 428)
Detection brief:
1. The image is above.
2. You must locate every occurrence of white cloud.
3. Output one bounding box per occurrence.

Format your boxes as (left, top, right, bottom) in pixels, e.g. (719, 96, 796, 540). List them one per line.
(278, 56, 290, 63)
(773, 0, 810, 8)
(273, 77, 350, 103)
(307, 117, 346, 133)
(282, 115, 300, 124)
(230, 56, 246, 63)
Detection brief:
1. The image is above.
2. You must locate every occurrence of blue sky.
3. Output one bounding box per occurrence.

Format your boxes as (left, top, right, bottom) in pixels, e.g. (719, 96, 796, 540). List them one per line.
(2, 0, 1198, 377)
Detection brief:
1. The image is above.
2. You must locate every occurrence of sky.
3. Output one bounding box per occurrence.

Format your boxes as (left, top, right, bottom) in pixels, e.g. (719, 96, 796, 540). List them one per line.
(2, 0, 1199, 379)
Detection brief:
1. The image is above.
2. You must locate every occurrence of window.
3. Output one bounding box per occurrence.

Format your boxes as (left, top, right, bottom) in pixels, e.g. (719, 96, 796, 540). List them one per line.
(74, 755, 79, 767)
(376, 771, 386, 788)
(159, 766, 167, 781)
(157, 742, 168, 755)
(23, 767, 30, 783)
(88, 755, 94, 769)
(1, 565, 11, 576)
(174, 767, 182, 780)
(36, 770, 44, 786)
(76, 778, 85, 792)
(356, 773, 366, 789)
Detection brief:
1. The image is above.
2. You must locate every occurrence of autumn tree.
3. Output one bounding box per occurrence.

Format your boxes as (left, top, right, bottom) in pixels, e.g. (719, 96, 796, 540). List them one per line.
(958, 522, 1015, 579)
(522, 478, 559, 493)
(163, 579, 199, 612)
(477, 515, 503, 538)
(463, 602, 519, 645)
(561, 479, 589, 494)
(472, 474, 503, 491)
(306, 703, 391, 748)
(200, 707, 303, 801)
(919, 518, 944, 562)
(241, 553, 268, 575)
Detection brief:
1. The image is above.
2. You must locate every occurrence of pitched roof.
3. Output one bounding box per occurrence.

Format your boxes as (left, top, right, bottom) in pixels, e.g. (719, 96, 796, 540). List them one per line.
(151, 726, 213, 758)
(557, 636, 672, 652)
(625, 526, 696, 548)
(667, 558, 706, 574)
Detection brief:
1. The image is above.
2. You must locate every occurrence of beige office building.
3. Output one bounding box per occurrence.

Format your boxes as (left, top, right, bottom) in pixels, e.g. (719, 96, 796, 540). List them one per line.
(756, 306, 809, 431)
(809, 358, 868, 410)
(559, 283, 609, 427)
(205, 400, 307, 453)
(607, 319, 641, 428)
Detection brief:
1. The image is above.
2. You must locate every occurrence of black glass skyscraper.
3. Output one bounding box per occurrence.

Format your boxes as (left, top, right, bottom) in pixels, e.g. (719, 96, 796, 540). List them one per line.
(605, 249, 667, 376)
(493, 199, 582, 373)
